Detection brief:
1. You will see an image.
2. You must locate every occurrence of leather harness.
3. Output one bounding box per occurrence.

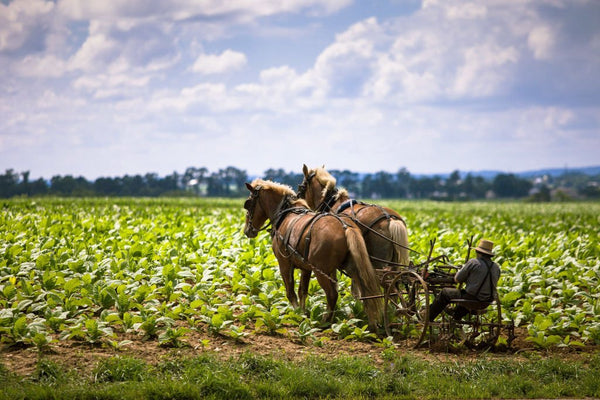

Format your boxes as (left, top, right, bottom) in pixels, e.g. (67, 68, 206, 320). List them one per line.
(270, 195, 352, 282)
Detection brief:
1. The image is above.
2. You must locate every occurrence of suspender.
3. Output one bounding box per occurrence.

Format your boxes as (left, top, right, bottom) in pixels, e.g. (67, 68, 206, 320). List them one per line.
(472, 258, 496, 302)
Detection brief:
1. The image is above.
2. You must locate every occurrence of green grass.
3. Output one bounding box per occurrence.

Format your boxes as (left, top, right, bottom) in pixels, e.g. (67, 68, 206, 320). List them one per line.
(1, 351, 598, 399)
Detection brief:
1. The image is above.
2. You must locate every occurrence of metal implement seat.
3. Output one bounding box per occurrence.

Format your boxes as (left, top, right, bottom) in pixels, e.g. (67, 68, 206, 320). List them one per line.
(449, 298, 492, 315)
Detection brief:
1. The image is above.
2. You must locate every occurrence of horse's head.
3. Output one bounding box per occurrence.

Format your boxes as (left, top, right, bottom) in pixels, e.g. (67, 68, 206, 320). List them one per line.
(299, 164, 336, 210)
(243, 182, 269, 238)
(244, 179, 296, 238)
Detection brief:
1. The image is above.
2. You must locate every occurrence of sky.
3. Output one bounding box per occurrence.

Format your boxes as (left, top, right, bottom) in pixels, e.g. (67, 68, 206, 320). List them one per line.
(1, 0, 599, 180)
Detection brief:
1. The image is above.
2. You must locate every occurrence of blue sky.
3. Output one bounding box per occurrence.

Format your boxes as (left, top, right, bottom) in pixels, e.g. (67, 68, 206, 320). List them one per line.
(1, 0, 599, 179)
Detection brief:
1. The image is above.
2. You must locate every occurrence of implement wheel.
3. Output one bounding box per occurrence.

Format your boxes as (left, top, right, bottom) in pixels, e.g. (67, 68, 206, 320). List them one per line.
(384, 271, 430, 347)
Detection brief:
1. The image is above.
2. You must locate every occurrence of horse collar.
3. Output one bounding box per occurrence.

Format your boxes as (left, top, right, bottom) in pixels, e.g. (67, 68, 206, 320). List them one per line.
(272, 195, 308, 230)
(317, 188, 339, 212)
(335, 198, 360, 214)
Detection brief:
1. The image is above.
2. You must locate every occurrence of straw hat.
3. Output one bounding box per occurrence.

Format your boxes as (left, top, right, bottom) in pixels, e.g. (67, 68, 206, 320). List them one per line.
(474, 239, 495, 256)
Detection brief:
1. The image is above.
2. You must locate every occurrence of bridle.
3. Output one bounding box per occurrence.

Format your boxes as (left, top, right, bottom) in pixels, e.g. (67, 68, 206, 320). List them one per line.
(296, 171, 315, 200)
(244, 185, 272, 236)
(298, 171, 337, 213)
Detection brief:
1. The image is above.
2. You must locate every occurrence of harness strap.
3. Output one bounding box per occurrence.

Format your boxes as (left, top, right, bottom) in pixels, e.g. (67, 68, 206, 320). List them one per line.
(317, 189, 339, 213)
(297, 213, 324, 259)
(272, 211, 354, 285)
(282, 213, 308, 249)
(275, 210, 349, 266)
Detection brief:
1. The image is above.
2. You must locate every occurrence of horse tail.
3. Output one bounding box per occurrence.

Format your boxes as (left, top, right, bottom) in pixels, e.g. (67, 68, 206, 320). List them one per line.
(389, 218, 410, 267)
(345, 227, 383, 328)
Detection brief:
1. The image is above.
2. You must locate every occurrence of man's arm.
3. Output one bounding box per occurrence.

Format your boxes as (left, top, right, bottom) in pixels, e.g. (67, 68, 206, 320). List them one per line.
(454, 259, 475, 283)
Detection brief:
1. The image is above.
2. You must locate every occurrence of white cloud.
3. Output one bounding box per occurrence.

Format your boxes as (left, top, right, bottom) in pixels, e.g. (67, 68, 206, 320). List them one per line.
(444, 2, 487, 20)
(0, 0, 54, 51)
(513, 106, 576, 140)
(57, 0, 351, 22)
(145, 83, 239, 114)
(191, 50, 247, 75)
(73, 73, 151, 99)
(13, 54, 67, 77)
(68, 27, 120, 72)
(1, 0, 599, 179)
(365, 29, 443, 102)
(235, 66, 326, 111)
(452, 44, 518, 98)
(311, 5, 526, 102)
(67, 19, 178, 73)
(311, 17, 380, 96)
(527, 25, 555, 60)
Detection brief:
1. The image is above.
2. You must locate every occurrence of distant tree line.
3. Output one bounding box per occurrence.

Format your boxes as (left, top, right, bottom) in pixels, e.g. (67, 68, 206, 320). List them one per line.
(1, 166, 599, 200)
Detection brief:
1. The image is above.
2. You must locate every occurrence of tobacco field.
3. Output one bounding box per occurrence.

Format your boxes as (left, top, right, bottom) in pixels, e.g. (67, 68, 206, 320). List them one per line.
(1, 197, 599, 351)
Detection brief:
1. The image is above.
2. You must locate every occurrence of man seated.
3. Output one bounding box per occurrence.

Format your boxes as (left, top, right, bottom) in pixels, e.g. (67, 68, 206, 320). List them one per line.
(428, 239, 501, 322)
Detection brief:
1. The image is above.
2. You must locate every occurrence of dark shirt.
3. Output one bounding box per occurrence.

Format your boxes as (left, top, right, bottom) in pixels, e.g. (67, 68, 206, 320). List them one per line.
(455, 257, 500, 301)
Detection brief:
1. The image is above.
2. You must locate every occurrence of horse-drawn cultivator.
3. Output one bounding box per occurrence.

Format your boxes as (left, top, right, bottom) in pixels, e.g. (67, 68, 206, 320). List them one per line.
(372, 239, 515, 349)
(243, 166, 515, 351)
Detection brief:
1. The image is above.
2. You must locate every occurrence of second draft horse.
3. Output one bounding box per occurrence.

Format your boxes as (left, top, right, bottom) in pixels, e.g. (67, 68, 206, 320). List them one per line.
(299, 165, 411, 270)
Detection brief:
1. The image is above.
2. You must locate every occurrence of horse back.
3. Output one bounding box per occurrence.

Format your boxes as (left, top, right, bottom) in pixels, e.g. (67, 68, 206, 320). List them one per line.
(273, 211, 353, 270)
(340, 203, 405, 232)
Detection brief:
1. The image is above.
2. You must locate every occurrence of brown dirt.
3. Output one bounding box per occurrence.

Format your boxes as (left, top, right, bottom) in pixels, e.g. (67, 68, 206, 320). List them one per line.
(1, 326, 596, 378)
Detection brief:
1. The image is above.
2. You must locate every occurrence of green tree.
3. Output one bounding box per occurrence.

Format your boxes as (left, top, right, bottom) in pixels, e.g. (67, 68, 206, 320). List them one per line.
(29, 177, 49, 196)
(263, 169, 301, 190)
(50, 175, 93, 196)
(329, 169, 361, 197)
(446, 170, 461, 200)
(0, 169, 20, 197)
(492, 173, 532, 198)
(395, 168, 411, 198)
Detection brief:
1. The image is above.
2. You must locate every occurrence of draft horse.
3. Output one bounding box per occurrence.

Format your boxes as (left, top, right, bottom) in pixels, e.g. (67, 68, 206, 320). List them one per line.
(243, 179, 383, 329)
(298, 165, 411, 270)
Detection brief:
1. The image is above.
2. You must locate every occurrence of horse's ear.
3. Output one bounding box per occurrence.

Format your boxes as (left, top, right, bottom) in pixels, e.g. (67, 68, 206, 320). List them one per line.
(302, 164, 308, 177)
(245, 182, 253, 191)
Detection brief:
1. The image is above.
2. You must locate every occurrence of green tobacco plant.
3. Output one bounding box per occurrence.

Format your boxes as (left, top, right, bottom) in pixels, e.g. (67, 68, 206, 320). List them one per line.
(1, 198, 599, 349)
(0, 313, 47, 346)
(158, 326, 190, 347)
(255, 307, 287, 335)
(293, 319, 320, 345)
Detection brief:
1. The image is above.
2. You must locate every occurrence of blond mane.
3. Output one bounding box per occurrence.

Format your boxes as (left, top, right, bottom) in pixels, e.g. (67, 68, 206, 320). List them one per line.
(289, 197, 310, 208)
(334, 188, 348, 200)
(251, 178, 296, 197)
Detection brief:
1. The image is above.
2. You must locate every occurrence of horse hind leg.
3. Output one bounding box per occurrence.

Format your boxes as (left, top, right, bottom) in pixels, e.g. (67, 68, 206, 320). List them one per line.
(315, 272, 338, 323)
(344, 263, 362, 298)
(364, 226, 395, 270)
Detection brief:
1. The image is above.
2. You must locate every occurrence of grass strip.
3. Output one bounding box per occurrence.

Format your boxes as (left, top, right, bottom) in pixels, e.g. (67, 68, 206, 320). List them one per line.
(1, 351, 598, 399)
